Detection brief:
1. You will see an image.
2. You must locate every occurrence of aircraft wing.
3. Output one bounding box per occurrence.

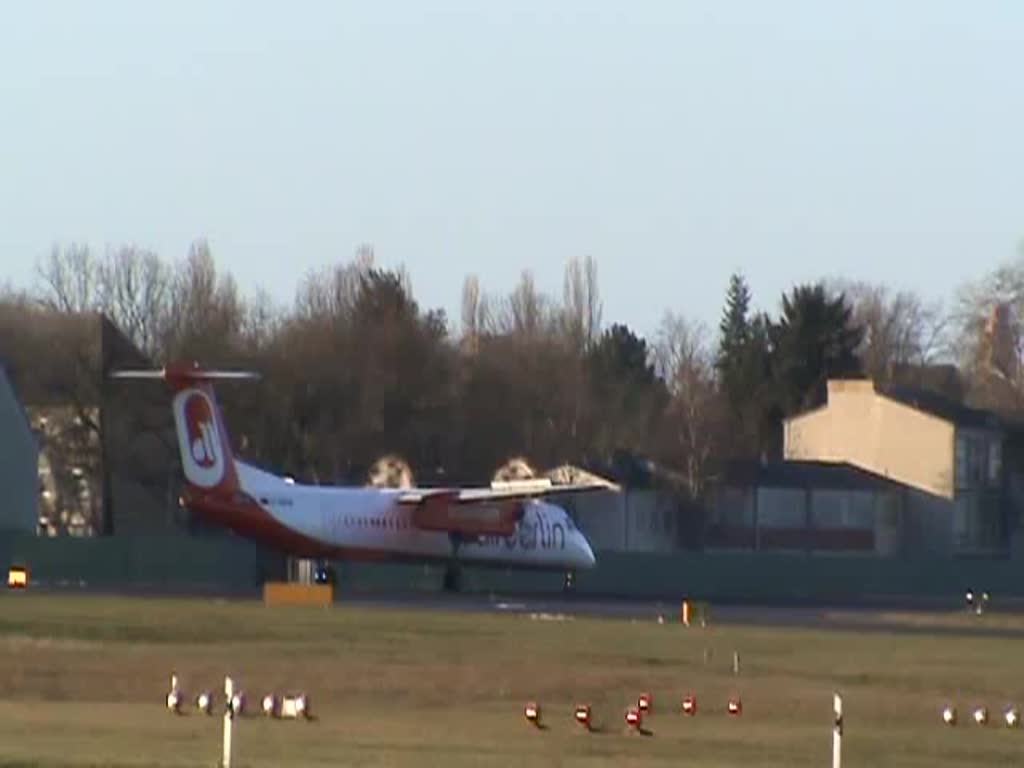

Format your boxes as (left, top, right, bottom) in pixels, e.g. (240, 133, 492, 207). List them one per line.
(396, 479, 617, 505)
(396, 479, 616, 537)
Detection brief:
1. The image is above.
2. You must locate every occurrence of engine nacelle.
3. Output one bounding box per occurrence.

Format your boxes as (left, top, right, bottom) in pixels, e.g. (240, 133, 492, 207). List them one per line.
(412, 497, 524, 537)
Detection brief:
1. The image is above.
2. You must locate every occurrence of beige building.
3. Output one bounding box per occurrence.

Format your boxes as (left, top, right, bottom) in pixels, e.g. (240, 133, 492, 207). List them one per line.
(785, 379, 1006, 554)
(707, 459, 903, 554)
(545, 462, 688, 553)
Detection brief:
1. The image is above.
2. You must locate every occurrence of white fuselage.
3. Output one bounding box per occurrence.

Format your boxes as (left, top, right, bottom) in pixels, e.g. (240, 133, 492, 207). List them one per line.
(236, 464, 596, 570)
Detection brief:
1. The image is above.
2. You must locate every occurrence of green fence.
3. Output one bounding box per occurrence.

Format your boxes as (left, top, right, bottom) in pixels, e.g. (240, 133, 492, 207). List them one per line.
(573, 551, 1024, 602)
(1, 532, 1022, 602)
(0, 532, 280, 592)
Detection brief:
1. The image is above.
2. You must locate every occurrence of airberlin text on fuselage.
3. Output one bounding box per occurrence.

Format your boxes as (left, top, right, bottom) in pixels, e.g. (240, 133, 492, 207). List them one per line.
(314, 505, 567, 552)
(477, 515, 566, 551)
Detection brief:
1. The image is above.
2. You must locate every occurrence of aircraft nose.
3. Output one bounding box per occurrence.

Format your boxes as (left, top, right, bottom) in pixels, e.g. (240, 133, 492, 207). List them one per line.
(578, 535, 596, 568)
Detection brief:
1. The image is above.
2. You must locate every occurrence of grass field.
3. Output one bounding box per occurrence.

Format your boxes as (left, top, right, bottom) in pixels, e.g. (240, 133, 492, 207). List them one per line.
(0, 594, 1022, 767)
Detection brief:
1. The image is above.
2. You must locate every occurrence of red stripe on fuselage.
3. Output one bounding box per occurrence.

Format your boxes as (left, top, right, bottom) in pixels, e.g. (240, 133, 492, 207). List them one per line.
(181, 489, 577, 571)
(182, 489, 393, 561)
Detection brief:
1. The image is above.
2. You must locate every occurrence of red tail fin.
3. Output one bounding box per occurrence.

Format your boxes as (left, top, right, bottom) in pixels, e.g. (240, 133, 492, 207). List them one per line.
(111, 362, 258, 498)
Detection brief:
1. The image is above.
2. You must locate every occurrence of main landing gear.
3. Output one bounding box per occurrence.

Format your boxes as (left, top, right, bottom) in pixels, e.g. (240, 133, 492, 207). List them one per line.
(313, 560, 336, 585)
(443, 563, 463, 593)
(443, 533, 464, 593)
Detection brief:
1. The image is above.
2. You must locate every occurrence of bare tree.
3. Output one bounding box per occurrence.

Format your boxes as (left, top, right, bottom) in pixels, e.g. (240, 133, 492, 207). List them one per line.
(36, 244, 99, 314)
(38, 243, 178, 359)
(949, 255, 1024, 408)
(241, 288, 282, 352)
(562, 258, 586, 351)
(97, 245, 172, 358)
(294, 250, 377, 325)
(354, 243, 375, 271)
(582, 255, 602, 347)
(30, 245, 123, 534)
(460, 274, 482, 354)
(162, 240, 245, 361)
(833, 280, 948, 382)
(502, 270, 550, 339)
(952, 259, 1024, 366)
(654, 312, 722, 500)
(560, 255, 602, 353)
(558, 257, 600, 450)
(295, 264, 342, 322)
(32, 244, 105, 427)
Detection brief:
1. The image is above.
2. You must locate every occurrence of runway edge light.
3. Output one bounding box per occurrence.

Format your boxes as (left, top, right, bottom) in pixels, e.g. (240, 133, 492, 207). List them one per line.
(262, 694, 278, 718)
(197, 691, 212, 715)
(682, 695, 697, 715)
(942, 705, 957, 726)
(638, 693, 652, 713)
(525, 702, 541, 727)
(295, 693, 311, 720)
(230, 690, 247, 717)
(166, 674, 182, 715)
(574, 704, 592, 730)
(279, 693, 312, 720)
(625, 707, 642, 731)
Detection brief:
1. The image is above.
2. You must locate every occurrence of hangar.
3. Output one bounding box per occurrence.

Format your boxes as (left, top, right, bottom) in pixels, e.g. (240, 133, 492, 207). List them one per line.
(0, 308, 185, 537)
(0, 361, 39, 534)
(709, 378, 1017, 556)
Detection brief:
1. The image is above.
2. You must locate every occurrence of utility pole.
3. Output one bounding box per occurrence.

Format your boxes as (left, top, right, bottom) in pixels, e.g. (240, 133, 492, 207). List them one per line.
(833, 692, 843, 768)
(223, 676, 235, 768)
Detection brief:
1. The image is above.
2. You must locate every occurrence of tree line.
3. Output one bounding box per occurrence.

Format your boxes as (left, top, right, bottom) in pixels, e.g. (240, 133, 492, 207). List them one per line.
(4, 240, 1023, 508)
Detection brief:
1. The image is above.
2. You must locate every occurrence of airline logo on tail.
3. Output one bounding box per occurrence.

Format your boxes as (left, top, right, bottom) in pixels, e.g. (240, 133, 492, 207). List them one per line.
(173, 388, 225, 488)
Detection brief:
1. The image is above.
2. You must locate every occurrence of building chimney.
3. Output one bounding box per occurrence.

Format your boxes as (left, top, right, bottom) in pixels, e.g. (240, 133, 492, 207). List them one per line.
(985, 303, 1018, 379)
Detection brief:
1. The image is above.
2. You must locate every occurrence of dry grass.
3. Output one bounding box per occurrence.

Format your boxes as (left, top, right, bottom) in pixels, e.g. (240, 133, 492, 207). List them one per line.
(0, 594, 1021, 766)
(824, 608, 1024, 632)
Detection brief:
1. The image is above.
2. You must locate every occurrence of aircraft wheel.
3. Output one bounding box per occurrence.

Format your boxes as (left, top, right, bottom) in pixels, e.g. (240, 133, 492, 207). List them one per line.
(443, 564, 462, 593)
(314, 561, 336, 585)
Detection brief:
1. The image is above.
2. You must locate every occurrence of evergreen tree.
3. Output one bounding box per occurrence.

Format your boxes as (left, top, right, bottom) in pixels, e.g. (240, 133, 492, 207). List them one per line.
(713, 273, 775, 458)
(586, 323, 667, 456)
(715, 272, 752, 402)
(772, 283, 863, 414)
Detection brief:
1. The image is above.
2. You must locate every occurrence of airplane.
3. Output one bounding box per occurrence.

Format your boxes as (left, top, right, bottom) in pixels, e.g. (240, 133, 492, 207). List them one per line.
(111, 362, 606, 590)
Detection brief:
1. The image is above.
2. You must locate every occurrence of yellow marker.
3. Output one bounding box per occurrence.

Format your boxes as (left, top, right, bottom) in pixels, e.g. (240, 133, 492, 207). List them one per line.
(263, 582, 332, 605)
(7, 566, 27, 589)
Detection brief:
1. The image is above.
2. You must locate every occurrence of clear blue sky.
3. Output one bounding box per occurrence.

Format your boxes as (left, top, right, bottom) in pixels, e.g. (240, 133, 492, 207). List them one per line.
(2, 1, 1022, 338)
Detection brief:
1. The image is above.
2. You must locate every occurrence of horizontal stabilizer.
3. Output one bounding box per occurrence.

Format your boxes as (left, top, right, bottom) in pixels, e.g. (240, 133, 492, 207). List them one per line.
(110, 365, 260, 382)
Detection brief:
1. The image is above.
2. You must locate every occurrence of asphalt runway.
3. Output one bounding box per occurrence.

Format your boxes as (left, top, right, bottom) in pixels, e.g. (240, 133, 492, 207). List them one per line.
(23, 583, 1024, 638)
(335, 591, 1024, 638)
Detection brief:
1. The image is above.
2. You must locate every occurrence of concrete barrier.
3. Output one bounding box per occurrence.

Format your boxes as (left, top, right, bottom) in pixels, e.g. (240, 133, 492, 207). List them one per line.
(2, 531, 1023, 603)
(263, 582, 333, 605)
(0, 531, 280, 593)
